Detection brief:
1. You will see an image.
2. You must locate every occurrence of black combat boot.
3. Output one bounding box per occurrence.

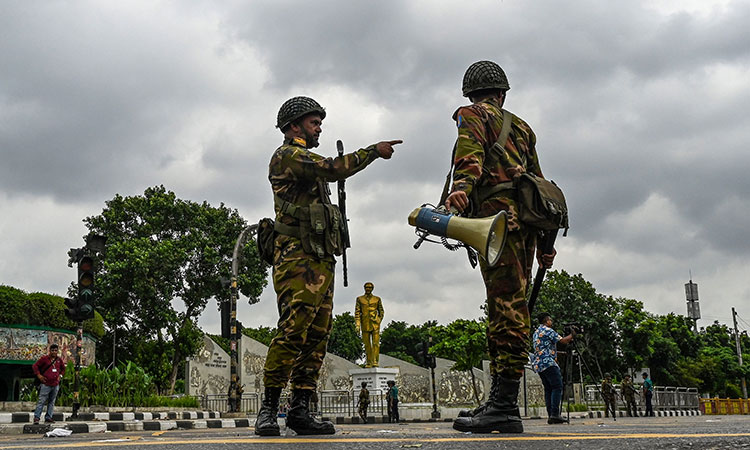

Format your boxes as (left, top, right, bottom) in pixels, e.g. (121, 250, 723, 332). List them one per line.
(254, 387, 282, 436)
(286, 389, 335, 435)
(452, 375, 523, 434)
(457, 374, 500, 418)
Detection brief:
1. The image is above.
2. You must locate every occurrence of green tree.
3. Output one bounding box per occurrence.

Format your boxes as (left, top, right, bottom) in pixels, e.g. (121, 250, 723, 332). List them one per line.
(0, 286, 104, 339)
(328, 312, 363, 362)
(84, 186, 267, 393)
(614, 298, 651, 372)
(534, 270, 622, 380)
(380, 320, 437, 364)
(242, 326, 277, 346)
(430, 319, 487, 405)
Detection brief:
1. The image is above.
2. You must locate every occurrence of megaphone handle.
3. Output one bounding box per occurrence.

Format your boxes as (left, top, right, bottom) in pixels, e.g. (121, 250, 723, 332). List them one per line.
(414, 233, 428, 249)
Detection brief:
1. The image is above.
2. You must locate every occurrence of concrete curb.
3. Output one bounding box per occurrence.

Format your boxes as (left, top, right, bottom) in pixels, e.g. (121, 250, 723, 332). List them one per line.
(0, 410, 221, 424)
(586, 409, 702, 418)
(1, 417, 252, 435)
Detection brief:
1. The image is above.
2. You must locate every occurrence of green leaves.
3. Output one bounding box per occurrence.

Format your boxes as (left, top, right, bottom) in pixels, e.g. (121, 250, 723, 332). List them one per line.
(327, 312, 364, 362)
(84, 185, 269, 394)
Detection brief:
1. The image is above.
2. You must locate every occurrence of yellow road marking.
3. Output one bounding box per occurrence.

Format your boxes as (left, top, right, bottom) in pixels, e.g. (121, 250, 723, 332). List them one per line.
(1, 433, 750, 448)
(151, 431, 167, 436)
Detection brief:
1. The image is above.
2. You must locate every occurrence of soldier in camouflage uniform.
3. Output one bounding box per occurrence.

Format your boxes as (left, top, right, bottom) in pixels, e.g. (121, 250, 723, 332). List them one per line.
(358, 381, 370, 423)
(601, 373, 616, 418)
(253, 96, 401, 437)
(448, 61, 556, 434)
(621, 374, 638, 417)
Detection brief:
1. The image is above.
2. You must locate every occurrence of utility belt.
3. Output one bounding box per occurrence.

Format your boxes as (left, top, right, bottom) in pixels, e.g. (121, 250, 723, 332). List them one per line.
(274, 192, 346, 260)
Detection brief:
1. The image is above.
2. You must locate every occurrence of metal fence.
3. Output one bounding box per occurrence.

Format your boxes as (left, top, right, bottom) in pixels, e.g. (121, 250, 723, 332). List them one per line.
(197, 389, 388, 417)
(583, 385, 699, 410)
(199, 393, 260, 414)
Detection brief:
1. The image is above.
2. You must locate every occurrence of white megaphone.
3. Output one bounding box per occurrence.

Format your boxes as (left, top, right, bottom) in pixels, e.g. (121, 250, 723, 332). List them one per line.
(407, 206, 508, 267)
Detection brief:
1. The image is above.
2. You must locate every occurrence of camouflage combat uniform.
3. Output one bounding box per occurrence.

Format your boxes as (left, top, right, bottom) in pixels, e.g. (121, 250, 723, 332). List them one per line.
(263, 136, 381, 391)
(601, 378, 616, 417)
(621, 378, 638, 417)
(358, 386, 370, 422)
(451, 96, 543, 380)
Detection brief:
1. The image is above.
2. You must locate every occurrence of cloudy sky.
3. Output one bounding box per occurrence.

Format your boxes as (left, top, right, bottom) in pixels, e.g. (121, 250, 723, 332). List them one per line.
(2, 0, 749, 336)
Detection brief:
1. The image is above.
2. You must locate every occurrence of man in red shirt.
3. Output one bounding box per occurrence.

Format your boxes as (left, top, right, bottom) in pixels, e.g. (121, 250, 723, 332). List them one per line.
(32, 343, 65, 424)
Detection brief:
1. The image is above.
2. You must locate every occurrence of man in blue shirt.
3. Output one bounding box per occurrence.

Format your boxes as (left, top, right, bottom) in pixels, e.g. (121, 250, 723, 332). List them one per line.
(642, 372, 654, 417)
(531, 312, 575, 424)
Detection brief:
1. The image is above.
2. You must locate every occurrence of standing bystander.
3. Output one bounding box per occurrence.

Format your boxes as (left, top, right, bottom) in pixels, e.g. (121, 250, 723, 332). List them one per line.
(32, 343, 65, 424)
(642, 372, 654, 417)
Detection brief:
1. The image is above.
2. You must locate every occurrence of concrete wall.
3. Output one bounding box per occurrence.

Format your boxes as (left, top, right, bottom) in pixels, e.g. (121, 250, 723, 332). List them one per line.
(185, 335, 230, 396)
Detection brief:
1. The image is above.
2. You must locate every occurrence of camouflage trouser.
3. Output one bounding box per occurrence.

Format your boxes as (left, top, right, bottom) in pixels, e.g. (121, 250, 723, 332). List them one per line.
(358, 401, 369, 420)
(263, 256, 335, 390)
(480, 227, 535, 380)
(624, 396, 637, 416)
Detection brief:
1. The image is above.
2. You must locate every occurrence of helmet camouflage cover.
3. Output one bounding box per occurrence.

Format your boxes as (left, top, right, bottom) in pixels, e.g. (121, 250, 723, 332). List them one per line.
(462, 60, 510, 97)
(276, 96, 326, 130)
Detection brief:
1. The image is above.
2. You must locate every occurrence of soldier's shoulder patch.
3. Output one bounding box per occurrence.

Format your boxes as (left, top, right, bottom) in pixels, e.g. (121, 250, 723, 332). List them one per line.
(456, 115, 463, 128)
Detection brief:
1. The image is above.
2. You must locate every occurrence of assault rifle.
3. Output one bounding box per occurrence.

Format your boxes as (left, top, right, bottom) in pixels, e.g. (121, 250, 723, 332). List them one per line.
(337, 140, 351, 286)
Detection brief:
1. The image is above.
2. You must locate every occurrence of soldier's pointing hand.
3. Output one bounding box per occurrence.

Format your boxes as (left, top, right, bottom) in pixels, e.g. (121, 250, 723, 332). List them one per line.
(374, 140, 402, 159)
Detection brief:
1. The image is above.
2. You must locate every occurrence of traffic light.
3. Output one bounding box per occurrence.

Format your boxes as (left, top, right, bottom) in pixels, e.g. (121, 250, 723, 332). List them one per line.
(64, 297, 80, 321)
(76, 255, 95, 320)
(415, 340, 437, 369)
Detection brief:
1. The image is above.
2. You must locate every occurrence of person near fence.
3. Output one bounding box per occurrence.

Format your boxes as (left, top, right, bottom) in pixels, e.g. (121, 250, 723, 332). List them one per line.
(387, 380, 399, 423)
(253, 96, 401, 437)
(358, 382, 370, 423)
(530, 312, 575, 424)
(642, 372, 654, 417)
(601, 373, 616, 418)
(621, 374, 638, 417)
(32, 343, 65, 424)
(445, 61, 557, 434)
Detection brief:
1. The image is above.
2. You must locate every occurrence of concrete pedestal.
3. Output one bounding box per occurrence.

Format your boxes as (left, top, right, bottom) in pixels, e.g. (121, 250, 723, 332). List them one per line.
(349, 367, 399, 393)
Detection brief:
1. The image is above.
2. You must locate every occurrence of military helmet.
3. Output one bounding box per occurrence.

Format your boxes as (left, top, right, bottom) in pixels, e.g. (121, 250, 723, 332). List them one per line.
(276, 96, 326, 130)
(462, 60, 510, 97)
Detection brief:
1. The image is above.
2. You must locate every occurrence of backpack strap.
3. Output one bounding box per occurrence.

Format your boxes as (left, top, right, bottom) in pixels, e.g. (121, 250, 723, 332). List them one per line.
(483, 109, 516, 173)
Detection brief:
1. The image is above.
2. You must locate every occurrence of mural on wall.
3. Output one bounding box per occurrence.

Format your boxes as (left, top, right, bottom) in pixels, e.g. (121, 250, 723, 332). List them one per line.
(396, 373, 430, 403)
(242, 349, 266, 391)
(187, 336, 230, 396)
(317, 358, 352, 392)
(437, 369, 485, 405)
(0, 327, 95, 365)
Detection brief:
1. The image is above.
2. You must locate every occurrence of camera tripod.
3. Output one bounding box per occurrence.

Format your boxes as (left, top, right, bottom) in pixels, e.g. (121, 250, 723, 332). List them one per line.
(562, 337, 616, 422)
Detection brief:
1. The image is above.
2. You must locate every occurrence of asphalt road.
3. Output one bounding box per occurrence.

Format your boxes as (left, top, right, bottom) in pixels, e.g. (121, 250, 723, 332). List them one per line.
(2, 415, 749, 450)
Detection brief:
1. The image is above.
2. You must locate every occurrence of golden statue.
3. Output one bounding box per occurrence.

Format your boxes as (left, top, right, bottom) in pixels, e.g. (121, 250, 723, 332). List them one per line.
(355, 282, 384, 367)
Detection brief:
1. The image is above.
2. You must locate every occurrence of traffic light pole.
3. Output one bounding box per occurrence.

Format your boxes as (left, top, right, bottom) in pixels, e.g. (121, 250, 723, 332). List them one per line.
(227, 225, 256, 413)
(72, 322, 83, 419)
(430, 364, 440, 419)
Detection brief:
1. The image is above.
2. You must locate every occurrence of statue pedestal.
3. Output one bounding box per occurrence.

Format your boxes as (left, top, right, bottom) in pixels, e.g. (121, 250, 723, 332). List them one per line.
(349, 367, 398, 394)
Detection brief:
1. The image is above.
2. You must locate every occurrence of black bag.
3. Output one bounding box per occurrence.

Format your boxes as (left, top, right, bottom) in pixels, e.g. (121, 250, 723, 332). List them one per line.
(256, 218, 276, 265)
(33, 359, 55, 388)
(516, 173, 569, 232)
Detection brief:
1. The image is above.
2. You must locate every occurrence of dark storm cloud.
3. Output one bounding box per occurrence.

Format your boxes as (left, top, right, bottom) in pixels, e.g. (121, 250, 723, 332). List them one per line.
(2, 0, 750, 331)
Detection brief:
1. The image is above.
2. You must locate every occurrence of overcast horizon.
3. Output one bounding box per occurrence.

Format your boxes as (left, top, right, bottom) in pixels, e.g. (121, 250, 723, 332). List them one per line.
(2, 0, 749, 336)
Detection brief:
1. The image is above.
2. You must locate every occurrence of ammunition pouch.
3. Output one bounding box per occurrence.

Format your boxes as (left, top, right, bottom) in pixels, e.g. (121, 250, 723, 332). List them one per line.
(274, 194, 345, 259)
(256, 218, 276, 265)
(515, 173, 568, 233)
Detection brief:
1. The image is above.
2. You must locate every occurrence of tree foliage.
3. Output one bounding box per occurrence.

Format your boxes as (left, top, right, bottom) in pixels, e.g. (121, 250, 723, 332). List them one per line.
(0, 285, 104, 338)
(380, 320, 437, 364)
(242, 325, 277, 347)
(84, 186, 268, 394)
(328, 312, 364, 363)
(430, 319, 487, 404)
